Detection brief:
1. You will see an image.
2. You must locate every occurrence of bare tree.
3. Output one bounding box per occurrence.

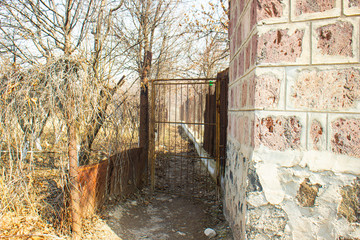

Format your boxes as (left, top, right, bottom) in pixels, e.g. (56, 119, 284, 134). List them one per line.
(0, 1, 125, 238)
(113, 0, 186, 79)
(182, 0, 229, 77)
(0, 0, 127, 163)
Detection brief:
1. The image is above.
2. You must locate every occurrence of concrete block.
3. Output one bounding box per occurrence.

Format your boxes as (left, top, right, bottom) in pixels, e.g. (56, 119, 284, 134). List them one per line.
(229, 82, 242, 110)
(237, 114, 246, 145)
(229, 86, 234, 109)
(250, 0, 257, 31)
(232, 83, 238, 109)
(256, 163, 285, 204)
(312, 18, 359, 64)
(238, 0, 246, 17)
(301, 150, 360, 175)
(229, 60, 234, 83)
(233, 56, 238, 82)
(228, 112, 236, 140)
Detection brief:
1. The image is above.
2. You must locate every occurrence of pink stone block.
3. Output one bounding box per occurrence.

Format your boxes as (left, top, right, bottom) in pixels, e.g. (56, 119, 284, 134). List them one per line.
(237, 23, 243, 50)
(258, 29, 304, 63)
(238, 51, 245, 77)
(310, 120, 323, 151)
(291, 68, 360, 110)
(250, 0, 257, 30)
(255, 116, 302, 150)
(316, 21, 353, 57)
(348, 0, 360, 8)
(331, 118, 360, 158)
(255, 74, 281, 108)
(241, 80, 248, 107)
(245, 43, 251, 71)
(257, 0, 284, 21)
(251, 34, 258, 67)
(248, 75, 256, 108)
(295, 0, 336, 15)
(234, 56, 238, 80)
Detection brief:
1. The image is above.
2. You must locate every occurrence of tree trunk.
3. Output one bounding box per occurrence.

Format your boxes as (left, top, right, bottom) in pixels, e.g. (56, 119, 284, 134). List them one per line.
(68, 100, 81, 240)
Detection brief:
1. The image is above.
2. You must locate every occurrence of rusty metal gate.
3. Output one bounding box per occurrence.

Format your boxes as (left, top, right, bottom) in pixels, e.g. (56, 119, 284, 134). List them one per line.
(149, 78, 221, 198)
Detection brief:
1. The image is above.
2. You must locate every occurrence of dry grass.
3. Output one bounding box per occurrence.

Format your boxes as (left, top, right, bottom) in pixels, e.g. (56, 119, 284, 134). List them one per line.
(0, 168, 67, 239)
(0, 117, 138, 239)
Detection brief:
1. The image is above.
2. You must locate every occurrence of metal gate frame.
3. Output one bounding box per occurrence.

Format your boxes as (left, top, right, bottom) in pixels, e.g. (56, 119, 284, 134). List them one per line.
(148, 78, 221, 194)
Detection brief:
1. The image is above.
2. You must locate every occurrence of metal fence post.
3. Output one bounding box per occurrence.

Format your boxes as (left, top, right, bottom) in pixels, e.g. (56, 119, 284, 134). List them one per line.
(149, 81, 156, 192)
(215, 79, 221, 189)
(139, 51, 152, 183)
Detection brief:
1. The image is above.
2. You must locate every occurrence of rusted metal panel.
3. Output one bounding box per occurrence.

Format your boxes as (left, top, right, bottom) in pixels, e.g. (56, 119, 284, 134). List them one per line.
(77, 147, 145, 218)
(107, 147, 145, 197)
(77, 160, 108, 217)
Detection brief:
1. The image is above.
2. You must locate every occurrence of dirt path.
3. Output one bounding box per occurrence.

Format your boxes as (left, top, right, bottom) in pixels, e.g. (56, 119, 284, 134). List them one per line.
(84, 124, 232, 240)
(92, 190, 231, 240)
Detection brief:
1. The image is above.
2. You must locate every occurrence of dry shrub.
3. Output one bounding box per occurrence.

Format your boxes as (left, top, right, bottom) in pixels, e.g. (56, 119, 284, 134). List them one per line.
(0, 56, 139, 238)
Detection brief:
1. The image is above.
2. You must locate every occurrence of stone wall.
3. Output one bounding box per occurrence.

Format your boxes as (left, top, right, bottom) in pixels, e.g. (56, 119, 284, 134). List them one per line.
(226, 0, 360, 239)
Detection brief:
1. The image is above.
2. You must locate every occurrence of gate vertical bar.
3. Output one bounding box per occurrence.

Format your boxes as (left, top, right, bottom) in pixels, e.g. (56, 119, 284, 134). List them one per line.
(215, 80, 221, 188)
(149, 81, 156, 192)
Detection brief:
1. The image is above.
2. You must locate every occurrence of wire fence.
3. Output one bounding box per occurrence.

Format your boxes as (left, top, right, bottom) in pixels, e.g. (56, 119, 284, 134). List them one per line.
(0, 57, 141, 239)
